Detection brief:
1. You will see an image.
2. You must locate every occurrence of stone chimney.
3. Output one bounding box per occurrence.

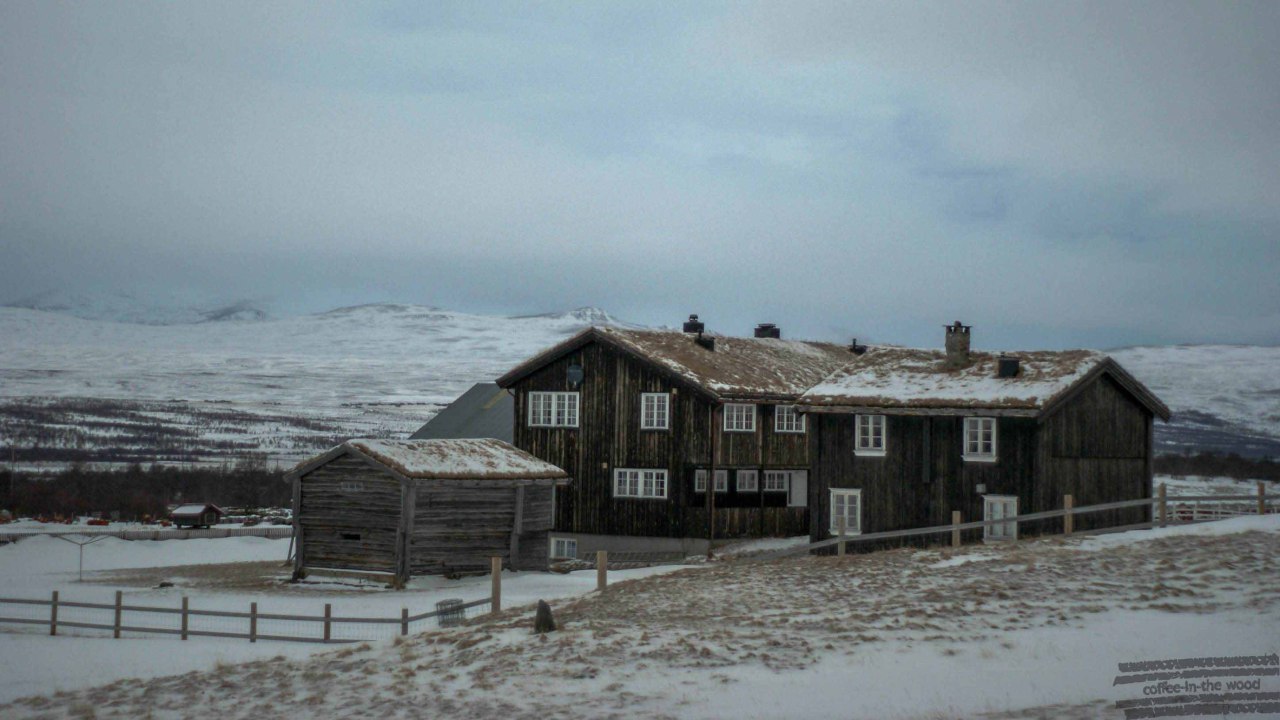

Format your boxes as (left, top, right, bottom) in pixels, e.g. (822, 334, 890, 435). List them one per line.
(944, 321, 971, 368)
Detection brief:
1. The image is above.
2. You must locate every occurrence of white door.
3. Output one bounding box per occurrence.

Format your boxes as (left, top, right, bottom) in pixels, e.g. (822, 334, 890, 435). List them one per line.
(788, 471, 807, 508)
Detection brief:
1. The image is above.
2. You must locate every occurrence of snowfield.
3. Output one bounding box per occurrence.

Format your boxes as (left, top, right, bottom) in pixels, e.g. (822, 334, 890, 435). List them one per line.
(2, 515, 1276, 719)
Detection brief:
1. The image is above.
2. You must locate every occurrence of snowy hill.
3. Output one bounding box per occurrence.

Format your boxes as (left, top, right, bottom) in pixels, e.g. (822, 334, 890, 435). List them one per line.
(2, 290, 271, 326)
(0, 302, 1277, 468)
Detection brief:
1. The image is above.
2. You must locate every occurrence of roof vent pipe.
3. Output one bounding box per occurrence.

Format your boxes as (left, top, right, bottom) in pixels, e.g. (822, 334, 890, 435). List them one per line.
(850, 338, 867, 355)
(683, 314, 705, 334)
(754, 323, 780, 339)
(944, 321, 971, 368)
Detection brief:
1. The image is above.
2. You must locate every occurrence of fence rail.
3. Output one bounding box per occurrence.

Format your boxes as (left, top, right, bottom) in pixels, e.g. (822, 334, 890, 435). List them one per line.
(756, 482, 1275, 561)
(0, 526, 293, 544)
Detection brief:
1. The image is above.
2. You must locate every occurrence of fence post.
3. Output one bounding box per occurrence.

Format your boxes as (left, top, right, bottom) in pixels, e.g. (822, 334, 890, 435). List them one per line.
(181, 596, 189, 640)
(323, 603, 332, 642)
(1157, 483, 1167, 527)
(1063, 495, 1074, 536)
(951, 511, 961, 548)
(837, 514, 846, 556)
(1260, 482, 1267, 516)
(50, 590, 58, 636)
(113, 590, 123, 639)
(491, 557, 502, 614)
(597, 551, 608, 591)
(401, 607, 409, 637)
(250, 602, 257, 643)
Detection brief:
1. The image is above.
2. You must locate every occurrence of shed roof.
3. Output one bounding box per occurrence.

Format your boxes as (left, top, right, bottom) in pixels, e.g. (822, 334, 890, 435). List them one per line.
(798, 347, 1170, 419)
(410, 383, 513, 443)
(170, 503, 224, 517)
(288, 438, 570, 482)
(497, 326, 856, 400)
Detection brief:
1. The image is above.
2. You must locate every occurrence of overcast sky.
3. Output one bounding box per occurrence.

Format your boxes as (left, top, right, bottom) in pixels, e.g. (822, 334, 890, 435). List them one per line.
(1, 1, 1277, 349)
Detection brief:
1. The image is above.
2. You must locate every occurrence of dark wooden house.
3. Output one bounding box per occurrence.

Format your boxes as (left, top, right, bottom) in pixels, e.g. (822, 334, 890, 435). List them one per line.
(170, 503, 224, 528)
(796, 322, 1171, 544)
(495, 320, 855, 558)
(285, 438, 570, 584)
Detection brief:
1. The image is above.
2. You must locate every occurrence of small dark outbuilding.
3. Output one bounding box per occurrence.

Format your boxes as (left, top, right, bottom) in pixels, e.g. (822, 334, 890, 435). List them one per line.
(169, 503, 224, 528)
(285, 438, 570, 585)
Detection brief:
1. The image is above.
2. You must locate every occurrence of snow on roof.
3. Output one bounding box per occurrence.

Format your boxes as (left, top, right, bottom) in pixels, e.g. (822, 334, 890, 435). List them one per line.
(340, 438, 569, 481)
(502, 326, 857, 400)
(170, 503, 222, 516)
(798, 347, 1109, 411)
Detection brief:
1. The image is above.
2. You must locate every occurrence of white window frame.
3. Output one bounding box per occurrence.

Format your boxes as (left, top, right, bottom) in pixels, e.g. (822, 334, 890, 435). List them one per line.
(963, 417, 997, 462)
(613, 468, 668, 500)
(736, 469, 758, 492)
(983, 495, 1018, 541)
(694, 469, 707, 492)
(723, 403, 756, 432)
(829, 488, 862, 535)
(549, 536, 578, 559)
(640, 392, 670, 430)
(528, 391, 579, 428)
(855, 414, 886, 457)
(714, 469, 728, 493)
(774, 405, 806, 433)
(763, 470, 790, 493)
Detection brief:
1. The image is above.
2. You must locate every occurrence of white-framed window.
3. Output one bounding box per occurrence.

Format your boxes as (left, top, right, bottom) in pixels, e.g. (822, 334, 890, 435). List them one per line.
(549, 536, 578, 559)
(855, 414, 886, 456)
(528, 391, 579, 428)
(830, 488, 862, 535)
(763, 470, 789, 492)
(714, 469, 728, 493)
(694, 469, 707, 492)
(723, 403, 756, 432)
(963, 417, 997, 462)
(640, 392, 670, 430)
(984, 495, 1018, 541)
(613, 468, 668, 499)
(774, 405, 806, 433)
(736, 470, 758, 492)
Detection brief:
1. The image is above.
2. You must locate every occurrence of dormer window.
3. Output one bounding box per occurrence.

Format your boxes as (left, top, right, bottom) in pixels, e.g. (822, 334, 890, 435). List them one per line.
(640, 393, 670, 430)
(963, 417, 997, 462)
(723, 404, 755, 432)
(774, 405, 806, 433)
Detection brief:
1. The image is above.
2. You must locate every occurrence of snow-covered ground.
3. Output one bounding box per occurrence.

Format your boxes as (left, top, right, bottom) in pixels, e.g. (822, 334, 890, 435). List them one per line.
(3, 514, 1275, 719)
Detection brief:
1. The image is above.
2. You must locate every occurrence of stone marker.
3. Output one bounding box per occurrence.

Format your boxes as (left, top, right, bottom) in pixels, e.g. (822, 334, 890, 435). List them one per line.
(534, 599, 556, 634)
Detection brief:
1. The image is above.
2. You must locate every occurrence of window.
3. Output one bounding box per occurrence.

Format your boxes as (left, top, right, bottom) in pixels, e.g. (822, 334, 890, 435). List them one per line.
(339, 481, 363, 492)
(723, 403, 756, 432)
(855, 415, 886, 456)
(829, 489, 862, 535)
(613, 469, 668, 499)
(774, 405, 806, 433)
(528, 391, 579, 427)
(550, 537, 578, 559)
(693, 469, 729, 493)
(984, 495, 1018, 541)
(714, 469, 728, 493)
(963, 417, 997, 461)
(736, 470, 758, 492)
(640, 393, 670, 430)
(340, 532, 362, 541)
(763, 471, 790, 492)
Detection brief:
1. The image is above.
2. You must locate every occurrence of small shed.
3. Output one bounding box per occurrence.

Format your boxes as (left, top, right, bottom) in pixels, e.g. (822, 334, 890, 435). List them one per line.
(169, 503, 224, 528)
(285, 438, 570, 585)
(410, 383, 514, 443)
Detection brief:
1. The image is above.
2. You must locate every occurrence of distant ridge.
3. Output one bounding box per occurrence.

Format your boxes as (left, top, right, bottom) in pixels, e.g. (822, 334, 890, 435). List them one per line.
(3, 290, 270, 326)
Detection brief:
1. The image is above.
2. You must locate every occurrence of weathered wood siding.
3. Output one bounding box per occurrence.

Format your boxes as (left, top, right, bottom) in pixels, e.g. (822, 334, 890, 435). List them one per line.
(511, 340, 811, 539)
(809, 371, 1154, 543)
(298, 456, 401, 573)
(410, 483, 555, 574)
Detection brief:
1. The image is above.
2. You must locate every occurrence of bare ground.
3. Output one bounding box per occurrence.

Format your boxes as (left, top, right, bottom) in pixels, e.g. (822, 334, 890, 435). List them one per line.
(9, 527, 1279, 720)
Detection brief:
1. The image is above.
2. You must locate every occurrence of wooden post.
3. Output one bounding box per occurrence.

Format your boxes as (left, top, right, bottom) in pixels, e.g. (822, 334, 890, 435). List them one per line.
(1063, 495, 1074, 536)
(250, 602, 257, 643)
(181, 596, 189, 640)
(596, 550, 607, 591)
(323, 603, 332, 642)
(50, 590, 58, 636)
(951, 511, 962, 548)
(113, 590, 123, 639)
(491, 557, 502, 614)
(1157, 483, 1167, 527)
(1260, 481, 1267, 516)
(401, 607, 409, 637)
(837, 514, 846, 557)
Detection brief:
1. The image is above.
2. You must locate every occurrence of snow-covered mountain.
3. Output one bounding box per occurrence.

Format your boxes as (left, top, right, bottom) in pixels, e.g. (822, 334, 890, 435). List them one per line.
(0, 302, 1276, 468)
(2, 290, 271, 325)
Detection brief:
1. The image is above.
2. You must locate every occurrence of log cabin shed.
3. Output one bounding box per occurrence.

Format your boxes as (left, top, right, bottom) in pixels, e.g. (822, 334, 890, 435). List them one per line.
(169, 503, 224, 528)
(285, 438, 570, 585)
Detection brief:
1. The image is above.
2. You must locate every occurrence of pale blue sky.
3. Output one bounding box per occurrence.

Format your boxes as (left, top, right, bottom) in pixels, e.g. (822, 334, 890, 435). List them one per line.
(2, 1, 1277, 349)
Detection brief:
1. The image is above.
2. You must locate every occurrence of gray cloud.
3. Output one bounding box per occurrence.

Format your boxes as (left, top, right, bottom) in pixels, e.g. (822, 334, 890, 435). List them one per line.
(1, 1, 1277, 349)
